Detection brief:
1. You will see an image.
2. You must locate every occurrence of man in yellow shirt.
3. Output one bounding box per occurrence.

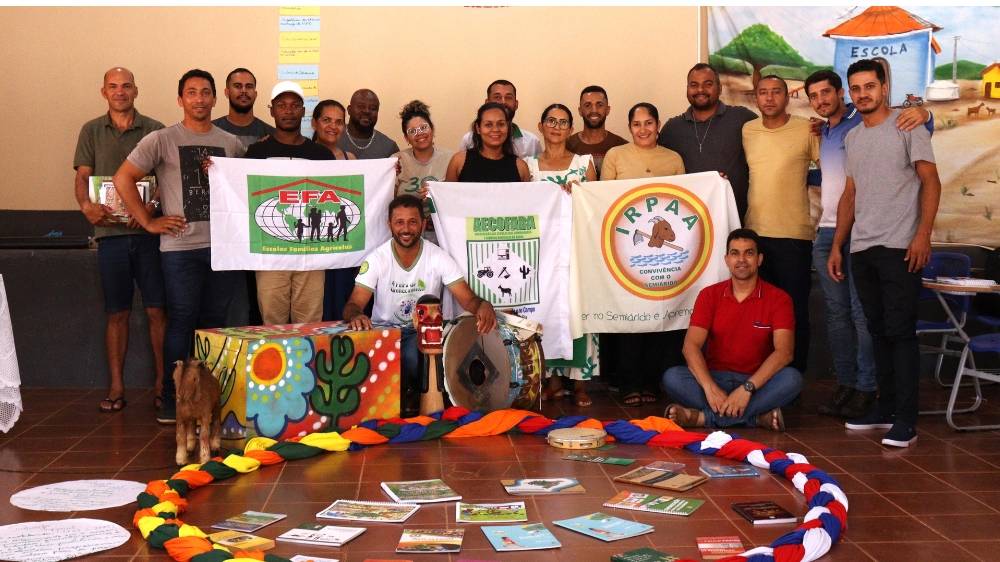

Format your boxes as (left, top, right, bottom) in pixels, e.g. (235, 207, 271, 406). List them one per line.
(742, 75, 819, 373)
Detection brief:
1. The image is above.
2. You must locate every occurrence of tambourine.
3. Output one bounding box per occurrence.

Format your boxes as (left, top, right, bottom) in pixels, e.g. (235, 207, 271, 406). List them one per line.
(546, 427, 607, 450)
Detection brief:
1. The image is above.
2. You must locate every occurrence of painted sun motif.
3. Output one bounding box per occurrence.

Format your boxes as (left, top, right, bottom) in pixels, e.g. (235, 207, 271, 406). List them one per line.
(246, 337, 315, 437)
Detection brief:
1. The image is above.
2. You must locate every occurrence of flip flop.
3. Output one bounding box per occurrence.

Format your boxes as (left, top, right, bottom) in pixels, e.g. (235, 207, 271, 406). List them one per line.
(574, 390, 592, 407)
(665, 403, 701, 427)
(98, 397, 127, 413)
(641, 391, 659, 403)
(622, 392, 642, 406)
(756, 407, 785, 431)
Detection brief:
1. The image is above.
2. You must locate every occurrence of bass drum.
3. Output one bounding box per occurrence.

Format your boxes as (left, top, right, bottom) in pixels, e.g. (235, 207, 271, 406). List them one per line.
(441, 315, 543, 412)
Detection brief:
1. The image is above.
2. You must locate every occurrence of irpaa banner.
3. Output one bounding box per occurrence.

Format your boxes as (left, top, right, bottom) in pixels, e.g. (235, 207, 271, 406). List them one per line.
(571, 172, 741, 336)
(209, 157, 396, 270)
(429, 181, 573, 360)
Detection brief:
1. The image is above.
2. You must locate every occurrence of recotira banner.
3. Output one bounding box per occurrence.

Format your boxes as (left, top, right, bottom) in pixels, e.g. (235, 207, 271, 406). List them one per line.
(429, 181, 573, 360)
(570, 172, 742, 337)
(208, 157, 396, 270)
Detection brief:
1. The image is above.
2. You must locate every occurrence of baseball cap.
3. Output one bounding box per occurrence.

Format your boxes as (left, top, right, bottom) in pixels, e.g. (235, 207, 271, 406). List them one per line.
(270, 80, 305, 101)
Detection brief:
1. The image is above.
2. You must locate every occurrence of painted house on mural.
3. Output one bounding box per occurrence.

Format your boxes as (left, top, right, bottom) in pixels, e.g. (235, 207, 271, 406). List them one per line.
(824, 6, 941, 106)
(982, 63, 1000, 99)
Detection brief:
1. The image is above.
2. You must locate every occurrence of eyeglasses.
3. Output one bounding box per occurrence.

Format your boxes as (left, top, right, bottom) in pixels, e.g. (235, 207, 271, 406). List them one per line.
(543, 117, 571, 130)
(270, 102, 304, 111)
(406, 124, 432, 136)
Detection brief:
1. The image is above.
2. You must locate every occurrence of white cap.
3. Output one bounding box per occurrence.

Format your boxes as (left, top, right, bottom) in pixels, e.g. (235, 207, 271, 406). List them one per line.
(270, 80, 304, 101)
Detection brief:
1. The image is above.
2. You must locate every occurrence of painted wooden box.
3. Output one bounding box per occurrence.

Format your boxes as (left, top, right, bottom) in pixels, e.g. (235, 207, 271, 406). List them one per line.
(194, 321, 400, 445)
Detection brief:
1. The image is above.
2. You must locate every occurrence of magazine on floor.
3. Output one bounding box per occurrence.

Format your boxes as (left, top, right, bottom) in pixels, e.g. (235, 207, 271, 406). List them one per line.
(552, 512, 654, 542)
(613, 465, 707, 492)
(210, 510, 286, 532)
(481, 523, 561, 551)
(316, 500, 419, 523)
(396, 528, 465, 554)
(381, 478, 461, 504)
(456, 501, 528, 523)
(276, 523, 365, 547)
(603, 491, 704, 516)
(501, 477, 585, 495)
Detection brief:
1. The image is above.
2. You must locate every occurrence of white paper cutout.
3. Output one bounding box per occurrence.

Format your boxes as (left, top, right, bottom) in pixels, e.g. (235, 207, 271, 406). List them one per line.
(10, 479, 146, 512)
(0, 518, 130, 562)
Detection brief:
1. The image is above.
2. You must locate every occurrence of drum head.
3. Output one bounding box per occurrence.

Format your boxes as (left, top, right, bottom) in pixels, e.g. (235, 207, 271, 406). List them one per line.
(442, 316, 514, 411)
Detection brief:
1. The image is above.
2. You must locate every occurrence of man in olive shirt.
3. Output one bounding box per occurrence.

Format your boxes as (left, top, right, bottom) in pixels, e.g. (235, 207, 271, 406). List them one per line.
(566, 85, 627, 175)
(658, 63, 757, 221)
(742, 75, 819, 373)
(212, 68, 274, 150)
(73, 66, 166, 414)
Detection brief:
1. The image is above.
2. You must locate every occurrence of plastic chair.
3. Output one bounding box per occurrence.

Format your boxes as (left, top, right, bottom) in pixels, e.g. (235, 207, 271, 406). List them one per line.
(946, 333, 1000, 431)
(918, 252, 973, 386)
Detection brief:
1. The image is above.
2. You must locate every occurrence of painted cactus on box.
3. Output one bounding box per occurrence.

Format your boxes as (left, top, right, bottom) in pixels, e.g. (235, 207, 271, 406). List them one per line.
(194, 322, 400, 443)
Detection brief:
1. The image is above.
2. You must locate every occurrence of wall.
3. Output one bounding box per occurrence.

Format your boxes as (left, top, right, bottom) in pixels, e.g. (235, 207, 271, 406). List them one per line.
(0, 6, 699, 211)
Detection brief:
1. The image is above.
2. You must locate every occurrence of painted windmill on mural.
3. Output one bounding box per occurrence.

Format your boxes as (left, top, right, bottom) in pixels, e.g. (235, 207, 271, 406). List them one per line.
(823, 6, 943, 107)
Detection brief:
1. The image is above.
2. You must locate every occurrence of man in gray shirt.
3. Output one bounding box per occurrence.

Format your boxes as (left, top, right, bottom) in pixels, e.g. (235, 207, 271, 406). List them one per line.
(211, 67, 274, 149)
(827, 59, 940, 448)
(74, 67, 165, 414)
(114, 69, 246, 424)
(336, 88, 399, 159)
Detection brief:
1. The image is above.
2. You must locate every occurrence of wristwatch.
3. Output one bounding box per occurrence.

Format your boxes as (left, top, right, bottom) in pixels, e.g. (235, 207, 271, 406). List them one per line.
(742, 381, 756, 394)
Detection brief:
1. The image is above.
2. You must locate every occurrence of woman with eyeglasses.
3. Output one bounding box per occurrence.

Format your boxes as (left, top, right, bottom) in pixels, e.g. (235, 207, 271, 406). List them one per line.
(393, 100, 453, 244)
(525, 103, 598, 407)
(312, 100, 357, 160)
(601, 102, 683, 181)
(445, 102, 530, 182)
(601, 102, 685, 407)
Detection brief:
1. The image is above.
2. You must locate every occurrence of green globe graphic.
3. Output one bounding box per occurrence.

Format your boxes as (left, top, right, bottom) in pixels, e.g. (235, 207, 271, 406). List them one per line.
(254, 196, 361, 242)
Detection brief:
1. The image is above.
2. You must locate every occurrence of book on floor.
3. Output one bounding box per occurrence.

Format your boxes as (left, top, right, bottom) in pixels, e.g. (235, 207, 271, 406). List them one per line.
(731, 500, 797, 525)
(456, 501, 528, 523)
(207, 530, 275, 551)
(696, 535, 745, 559)
(210, 510, 287, 532)
(564, 453, 635, 465)
(290, 556, 340, 562)
(316, 499, 419, 523)
(481, 523, 561, 551)
(613, 465, 707, 492)
(699, 465, 760, 478)
(501, 477, 585, 495)
(602, 491, 704, 516)
(396, 528, 465, 554)
(276, 523, 366, 547)
(381, 478, 461, 504)
(611, 547, 681, 562)
(553, 512, 654, 542)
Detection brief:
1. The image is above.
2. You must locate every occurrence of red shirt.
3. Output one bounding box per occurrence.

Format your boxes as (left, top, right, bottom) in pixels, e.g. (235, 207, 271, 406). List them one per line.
(689, 278, 794, 376)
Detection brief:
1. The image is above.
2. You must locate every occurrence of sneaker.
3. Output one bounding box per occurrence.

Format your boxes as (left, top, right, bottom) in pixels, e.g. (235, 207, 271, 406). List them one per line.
(156, 402, 176, 425)
(845, 409, 893, 430)
(818, 385, 855, 417)
(881, 422, 917, 447)
(841, 390, 877, 420)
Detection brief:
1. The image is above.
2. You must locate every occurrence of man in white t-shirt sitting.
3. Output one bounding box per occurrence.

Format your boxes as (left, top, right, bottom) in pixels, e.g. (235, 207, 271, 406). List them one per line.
(343, 194, 496, 413)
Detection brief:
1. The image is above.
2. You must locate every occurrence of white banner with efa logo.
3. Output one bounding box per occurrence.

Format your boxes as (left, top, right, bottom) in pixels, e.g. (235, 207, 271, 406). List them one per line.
(208, 157, 396, 270)
(570, 172, 742, 337)
(428, 181, 573, 360)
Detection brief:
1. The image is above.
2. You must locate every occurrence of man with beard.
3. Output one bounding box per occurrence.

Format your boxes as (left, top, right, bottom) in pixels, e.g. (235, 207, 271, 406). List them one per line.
(829, 59, 940, 448)
(805, 69, 931, 419)
(662, 228, 800, 431)
(336, 88, 400, 159)
(566, 85, 627, 175)
(741, 75, 819, 374)
(458, 79, 541, 159)
(344, 195, 496, 414)
(244, 81, 334, 326)
(212, 68, 273, 149)
(658, 63, 757, 221)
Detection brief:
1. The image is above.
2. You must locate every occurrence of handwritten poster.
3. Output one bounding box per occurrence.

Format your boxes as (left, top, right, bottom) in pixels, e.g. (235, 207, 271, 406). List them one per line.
(279, 6, 320, 16)
(279, 31, 321, 48)
(279, 15, 321, 32)
(279, 47, 320, 64)
(10, 479, 146, 512)
(0, 519, 130, 562)
(278, 64, 320, 80)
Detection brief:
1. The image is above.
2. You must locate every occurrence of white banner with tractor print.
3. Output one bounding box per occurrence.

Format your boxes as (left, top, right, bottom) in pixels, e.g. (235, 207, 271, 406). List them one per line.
(428, 181, 573, 360)
(570, 172, 742, 337)
(208, 157, 396, 271)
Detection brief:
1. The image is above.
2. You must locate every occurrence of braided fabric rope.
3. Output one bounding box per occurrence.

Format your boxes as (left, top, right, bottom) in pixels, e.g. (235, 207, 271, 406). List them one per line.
(133, 407, 847, 562)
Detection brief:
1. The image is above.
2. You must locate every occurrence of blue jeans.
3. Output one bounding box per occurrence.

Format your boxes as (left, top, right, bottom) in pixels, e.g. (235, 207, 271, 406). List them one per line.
(97, 234, 165, 312)
(160, 248, 240, 405)
(813, 228, 877, 392)
(661, 366, 802, 428)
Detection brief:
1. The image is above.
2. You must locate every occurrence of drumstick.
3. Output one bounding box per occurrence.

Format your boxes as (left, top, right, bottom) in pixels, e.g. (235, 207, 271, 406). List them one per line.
(420, 354, 444, 415)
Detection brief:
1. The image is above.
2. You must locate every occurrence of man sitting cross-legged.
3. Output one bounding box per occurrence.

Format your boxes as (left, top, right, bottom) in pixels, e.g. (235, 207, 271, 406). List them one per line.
(662, 228, 802, 431)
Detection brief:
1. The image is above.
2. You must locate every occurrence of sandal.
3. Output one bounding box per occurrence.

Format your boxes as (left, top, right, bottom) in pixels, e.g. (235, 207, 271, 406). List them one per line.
(622, 392, 642, 407)
(665, 403, 701, 427)
(640, 391, 658, 403)
(573, 389, 592, 407)
(756, 408, 785, 432)
(98, 397, 127, 413)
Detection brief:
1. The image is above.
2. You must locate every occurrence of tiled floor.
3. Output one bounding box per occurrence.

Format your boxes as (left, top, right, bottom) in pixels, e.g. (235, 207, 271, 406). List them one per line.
(2, 375, 1000, 562)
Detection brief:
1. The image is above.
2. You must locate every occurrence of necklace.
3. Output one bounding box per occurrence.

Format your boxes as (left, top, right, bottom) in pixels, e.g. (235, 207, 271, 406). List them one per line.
(346, 129, 377, 151)
(693, 116, 714, 153)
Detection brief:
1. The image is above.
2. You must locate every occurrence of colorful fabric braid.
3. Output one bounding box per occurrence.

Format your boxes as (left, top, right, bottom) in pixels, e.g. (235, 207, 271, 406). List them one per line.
(133, 407, 848, 562)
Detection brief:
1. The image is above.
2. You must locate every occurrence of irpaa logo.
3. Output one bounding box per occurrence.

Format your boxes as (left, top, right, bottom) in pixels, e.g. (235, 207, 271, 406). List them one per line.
(601, 184, 713, 300)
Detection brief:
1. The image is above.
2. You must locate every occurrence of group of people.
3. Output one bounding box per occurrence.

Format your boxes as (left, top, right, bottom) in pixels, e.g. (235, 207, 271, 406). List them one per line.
(76, 60, 939, 448)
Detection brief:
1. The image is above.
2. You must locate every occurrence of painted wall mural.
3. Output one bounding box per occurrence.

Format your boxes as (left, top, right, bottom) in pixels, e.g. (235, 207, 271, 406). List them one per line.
(194, 322, 401, 444)
(709, 6, 1000, 247)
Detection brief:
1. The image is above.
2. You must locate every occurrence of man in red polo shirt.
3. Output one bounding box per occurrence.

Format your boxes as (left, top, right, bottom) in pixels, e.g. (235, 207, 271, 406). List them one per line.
(661, 228, 802, 430)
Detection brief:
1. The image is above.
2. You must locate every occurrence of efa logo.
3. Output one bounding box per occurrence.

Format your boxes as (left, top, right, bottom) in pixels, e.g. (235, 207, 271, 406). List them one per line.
(601, 184, 713, 300)
(278, 189, 342, 204)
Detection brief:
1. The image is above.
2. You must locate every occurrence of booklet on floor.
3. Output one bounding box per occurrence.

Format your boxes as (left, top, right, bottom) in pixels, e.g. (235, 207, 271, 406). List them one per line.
(481, 523, 561, 551)
(553, 512, 654, 542)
